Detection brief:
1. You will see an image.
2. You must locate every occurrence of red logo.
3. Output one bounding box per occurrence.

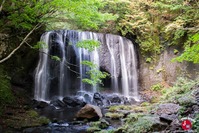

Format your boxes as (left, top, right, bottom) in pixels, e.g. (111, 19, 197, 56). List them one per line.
(181, 119, 192, 130)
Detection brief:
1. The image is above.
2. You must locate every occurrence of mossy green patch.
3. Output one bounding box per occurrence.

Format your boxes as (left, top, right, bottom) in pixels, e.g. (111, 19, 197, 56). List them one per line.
(105, 112, 124, 119)
(108, 105, 132, 112)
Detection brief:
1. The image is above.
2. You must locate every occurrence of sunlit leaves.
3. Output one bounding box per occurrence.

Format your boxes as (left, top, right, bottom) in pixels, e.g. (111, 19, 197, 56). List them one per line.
(51, 56, 61, 61)
(1, 0, 116, 31)
(101, 0, 199, 57)
(33, 41, 48, 49)
(76, 40, 100, 52)
(81, 61, 109, 86)
(76, 39, 108, 86)
(173, 33, 199, 63)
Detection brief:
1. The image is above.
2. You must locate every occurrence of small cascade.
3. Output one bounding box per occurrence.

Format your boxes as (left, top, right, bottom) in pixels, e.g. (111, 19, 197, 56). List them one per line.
(34, 30, 139, 101)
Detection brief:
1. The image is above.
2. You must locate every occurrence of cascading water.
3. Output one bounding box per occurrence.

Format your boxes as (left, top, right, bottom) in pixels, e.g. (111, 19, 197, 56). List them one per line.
(106, 34, 119, 93)
(34, 30, 139, 101)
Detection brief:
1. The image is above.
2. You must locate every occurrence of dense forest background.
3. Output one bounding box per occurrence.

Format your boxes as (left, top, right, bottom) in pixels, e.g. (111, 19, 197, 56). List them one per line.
(0, 0, 199, 132)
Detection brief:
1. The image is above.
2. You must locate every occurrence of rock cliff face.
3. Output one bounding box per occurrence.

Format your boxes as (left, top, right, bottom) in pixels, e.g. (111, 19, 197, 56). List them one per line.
(139, 47, 199, 90)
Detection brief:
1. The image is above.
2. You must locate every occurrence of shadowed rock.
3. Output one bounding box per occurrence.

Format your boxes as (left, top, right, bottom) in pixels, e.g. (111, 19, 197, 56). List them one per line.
(63, 97, 86, 107)
(50, 99, 65, 108)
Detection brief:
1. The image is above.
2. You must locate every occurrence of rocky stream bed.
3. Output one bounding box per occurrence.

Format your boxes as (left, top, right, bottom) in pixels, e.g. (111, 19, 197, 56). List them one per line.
(0, 85, 199, 133)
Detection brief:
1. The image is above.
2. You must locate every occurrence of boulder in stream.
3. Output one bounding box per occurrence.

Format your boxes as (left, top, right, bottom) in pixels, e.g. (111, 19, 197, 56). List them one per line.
(76, 104, 102, 120)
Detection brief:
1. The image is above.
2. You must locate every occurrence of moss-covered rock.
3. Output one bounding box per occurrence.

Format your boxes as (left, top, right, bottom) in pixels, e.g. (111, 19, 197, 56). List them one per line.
(87, 119, 110, 132)
(177, 94, 196, 106)
(4, 110, 50, 129)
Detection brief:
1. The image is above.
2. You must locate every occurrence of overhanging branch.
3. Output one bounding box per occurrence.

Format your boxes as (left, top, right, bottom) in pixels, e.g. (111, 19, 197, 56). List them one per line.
(0, 0, 5, 13)
(0, 23, 41, 63)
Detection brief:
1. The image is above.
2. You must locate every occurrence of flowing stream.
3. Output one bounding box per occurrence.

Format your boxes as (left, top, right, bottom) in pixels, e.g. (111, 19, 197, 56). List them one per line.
(34, 30, 139, 101)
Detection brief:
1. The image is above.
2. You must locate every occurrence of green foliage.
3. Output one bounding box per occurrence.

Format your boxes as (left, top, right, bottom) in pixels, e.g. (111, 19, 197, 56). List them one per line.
(140, 102, 150, 107)
(32, 41, 48, 49)
(174, 49, 179, 54)
(128, 116, 154, 133)
(87, 127, 101, 133)
(90, 119, 110, 129)
(161, 77, 198, 102)
(87, 119, 111, 133)
(27, 110, 39, 118)
(76, 39, 109, 86)
(173, 33, 199, 63)
(108, 105, 132, 112)
(77, 40, 100, 52)
(150, 83, 163, 91)
(38, 116, 50, 125)
(193, 114, 199, 132)
(1, 0, 116, 31)
(51, 56, 61, 61)
(120, 114, 155, 133)
(0, 67, 14, 113)
(100, 0, 199, 57)
(81, 60, 109, 86)
(105, 112, 124, 119)
(146, 57, 152, 63)
(124, 113, 144, 124)
(156, 68, 164, 74)
(95, 130, 115, 133)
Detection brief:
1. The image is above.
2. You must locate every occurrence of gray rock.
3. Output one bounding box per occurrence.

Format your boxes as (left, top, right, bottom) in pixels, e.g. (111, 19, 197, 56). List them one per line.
(76, 104, 102, 120)
(167, 119, 182, 132)
(36, 101, 49, 109)
(192, 105, 199, 114)
(156, 103, 180, 115)
(159, 114, 177, 124)
(62, 96, 86, 107)
(194, 89, 199, 105)
(177, 95, 196, 106)
(50, 99, 65, 108)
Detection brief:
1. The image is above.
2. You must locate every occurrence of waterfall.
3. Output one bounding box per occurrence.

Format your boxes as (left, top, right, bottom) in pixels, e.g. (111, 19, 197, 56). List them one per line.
(106, 34, 119, 93)
(34, 32, 50, 101)
(34, 30, 139, 101)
